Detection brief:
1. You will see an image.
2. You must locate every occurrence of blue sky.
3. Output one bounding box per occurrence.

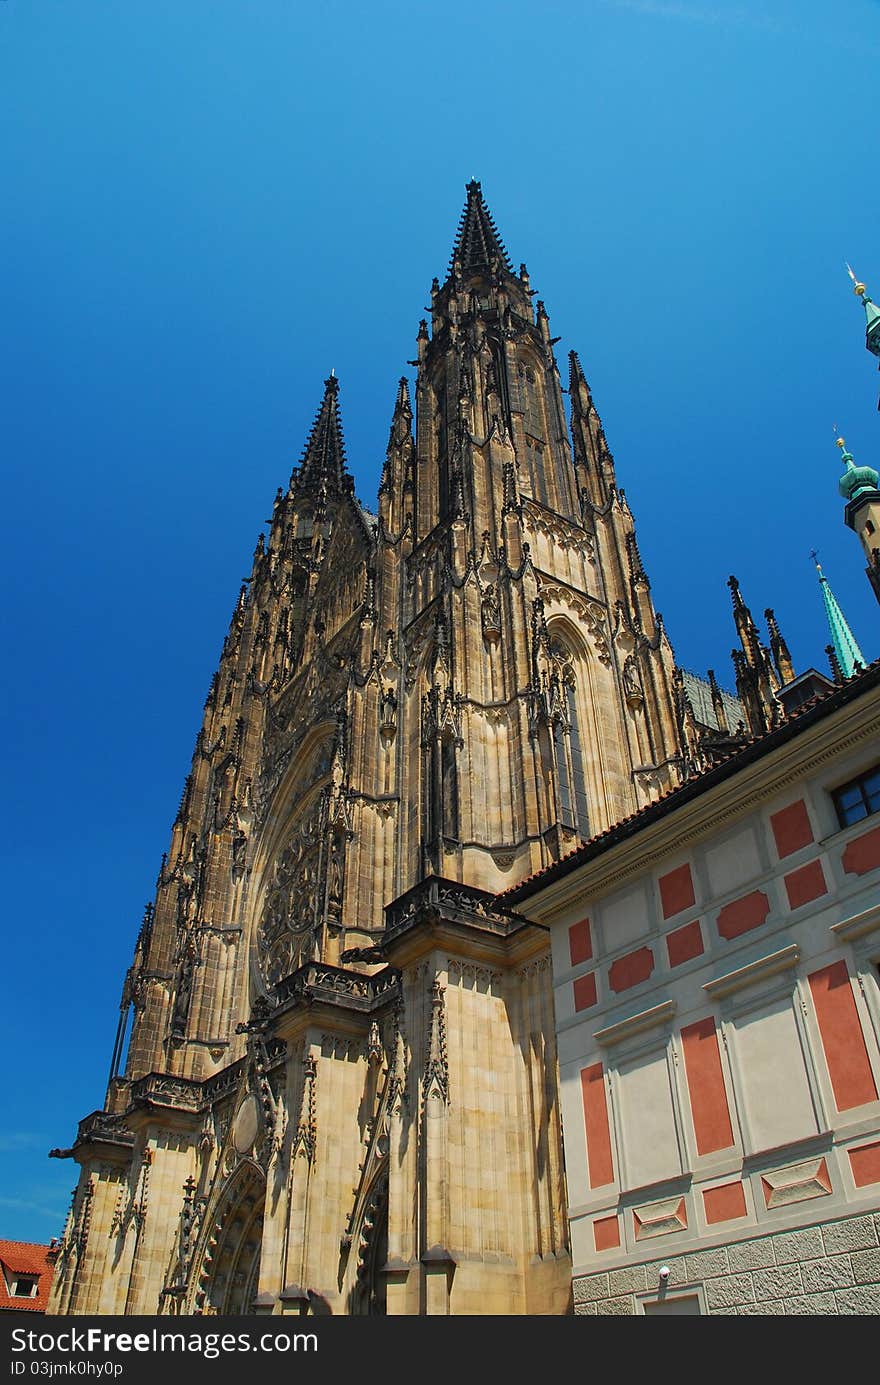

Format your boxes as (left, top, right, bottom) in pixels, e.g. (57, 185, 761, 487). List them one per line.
(2, 0, 878, 1243)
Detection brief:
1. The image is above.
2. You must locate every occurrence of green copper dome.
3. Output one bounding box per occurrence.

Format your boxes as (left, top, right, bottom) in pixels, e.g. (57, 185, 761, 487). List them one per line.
(865, 294, 880, 357)
(836, 440, 880, 501)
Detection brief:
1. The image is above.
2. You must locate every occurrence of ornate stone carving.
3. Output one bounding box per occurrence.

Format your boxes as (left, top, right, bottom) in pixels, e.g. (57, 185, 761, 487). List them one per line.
(423, 977, 449, 1107)
(291, 1055, 317, 1164)
(257, 803, 323, 988)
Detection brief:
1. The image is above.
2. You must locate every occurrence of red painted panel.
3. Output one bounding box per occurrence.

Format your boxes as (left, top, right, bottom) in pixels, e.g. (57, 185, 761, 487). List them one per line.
(770, 799, 814, 859)
(849, 1141, 880, 1187)
(842, 825, 880, 877)
(593, 1215, 620, 1251)
(659, 862, 695, 919)
(608, 946, 654, 993)
(784, 859, 827, 910)
(581, 1063, 615, 1189)
(573, 972, 597, 1012)
(568, 917, 593, 967)
(716, 890, 770, 941)
(808, 961, 878, 1111)
(703, 1181, 747, 1225)
(666, 920, 704, 968)
(681, 1017, 735, 1155)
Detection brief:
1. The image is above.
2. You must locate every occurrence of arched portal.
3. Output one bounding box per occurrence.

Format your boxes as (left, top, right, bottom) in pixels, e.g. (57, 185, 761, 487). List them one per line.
(191, 1161, 266, 1316)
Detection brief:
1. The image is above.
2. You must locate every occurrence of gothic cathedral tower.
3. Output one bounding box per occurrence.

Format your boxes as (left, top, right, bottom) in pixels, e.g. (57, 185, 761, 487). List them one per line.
(49, 184, 688, 1316)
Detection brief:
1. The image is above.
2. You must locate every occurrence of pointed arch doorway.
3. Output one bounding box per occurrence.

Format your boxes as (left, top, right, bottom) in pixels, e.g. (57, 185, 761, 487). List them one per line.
(191, 1161, 266, 1316)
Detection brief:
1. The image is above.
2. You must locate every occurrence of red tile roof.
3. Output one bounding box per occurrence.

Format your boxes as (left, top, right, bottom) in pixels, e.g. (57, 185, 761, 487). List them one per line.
(0, 1240, 57, 1313)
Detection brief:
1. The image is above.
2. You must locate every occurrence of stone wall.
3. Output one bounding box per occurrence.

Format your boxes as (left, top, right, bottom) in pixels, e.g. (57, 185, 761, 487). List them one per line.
(573, 1208, 880, 1314)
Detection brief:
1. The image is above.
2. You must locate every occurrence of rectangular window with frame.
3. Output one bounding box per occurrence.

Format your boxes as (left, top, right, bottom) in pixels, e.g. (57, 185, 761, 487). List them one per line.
(832, 764, 880, 828)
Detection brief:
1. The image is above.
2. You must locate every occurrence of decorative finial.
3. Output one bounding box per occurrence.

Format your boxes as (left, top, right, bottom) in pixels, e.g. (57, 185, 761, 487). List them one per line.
(846, 263, 867, 298)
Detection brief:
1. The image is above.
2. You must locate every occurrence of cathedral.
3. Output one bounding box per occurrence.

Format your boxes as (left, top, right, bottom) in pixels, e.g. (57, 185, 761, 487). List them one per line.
(46, 184, 878, 1317)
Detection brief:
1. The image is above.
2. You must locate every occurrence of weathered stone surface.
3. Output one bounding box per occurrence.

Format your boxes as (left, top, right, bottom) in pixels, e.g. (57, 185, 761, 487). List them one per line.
(684, 1247, 730, 1280)
(783, 1292, 838, 1315)
(822, 1215, 878, 1256)
(705, 1273, 756, 1309)
(751, 1263, 804, 1301)
(850, 1247, 880, 1285)
(736, 1300, 786, 1315)
(771, 1225, 825, 1264)
(834, 1285, 880, 1315)
(801, 1255, 855, 1293)
(573, 1273, 609, 1304)
(727, 1237, 775, 1272)
(609, 1265, 648, 1294)
(574, 1301, 599, 1316)
(596, 1295, 635, 1315)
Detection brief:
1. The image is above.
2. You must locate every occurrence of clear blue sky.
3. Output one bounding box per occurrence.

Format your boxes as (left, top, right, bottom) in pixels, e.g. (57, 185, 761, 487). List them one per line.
(2, 0, 878, 1243)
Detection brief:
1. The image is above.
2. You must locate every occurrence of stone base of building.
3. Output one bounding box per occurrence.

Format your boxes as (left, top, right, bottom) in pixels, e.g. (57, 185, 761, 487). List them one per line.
(573, 1208, 880, 1315)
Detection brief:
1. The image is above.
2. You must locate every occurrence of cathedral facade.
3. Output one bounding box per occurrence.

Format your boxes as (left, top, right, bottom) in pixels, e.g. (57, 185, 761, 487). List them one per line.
(49, 184, 721, 1316)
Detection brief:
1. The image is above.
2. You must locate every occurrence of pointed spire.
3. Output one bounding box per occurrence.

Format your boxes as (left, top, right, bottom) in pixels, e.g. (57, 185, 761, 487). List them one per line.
(569, 351, 590, 401)
(812, 553, 866, 679)
(707, 668, 729, 733)
(388, 377, 413, 447)
(764, 608, 795, 684)
(290, 374, 351, 497)
(728, 575, 764, 670)
(379, 377, 414, 501)
(448, 180, 513, 278)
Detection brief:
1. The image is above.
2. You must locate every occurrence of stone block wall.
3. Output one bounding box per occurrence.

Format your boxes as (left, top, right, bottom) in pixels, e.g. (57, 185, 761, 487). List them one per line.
(573, 1209, 880, 1314)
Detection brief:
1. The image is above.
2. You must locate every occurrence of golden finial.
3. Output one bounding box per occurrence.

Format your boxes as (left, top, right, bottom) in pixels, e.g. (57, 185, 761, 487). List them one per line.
(846, 262, 867, 298)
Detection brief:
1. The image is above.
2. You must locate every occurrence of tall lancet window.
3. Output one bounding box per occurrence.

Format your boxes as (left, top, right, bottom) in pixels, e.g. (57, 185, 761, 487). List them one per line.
(436, 382, 449, 520)
(519, 362, 549, 507)
(549, 639, 590, 839)
(519, 364, 545, 440)
(441, 732, 459, 840)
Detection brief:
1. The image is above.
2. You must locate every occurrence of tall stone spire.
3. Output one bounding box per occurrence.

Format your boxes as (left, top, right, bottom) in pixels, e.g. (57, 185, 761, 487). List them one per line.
(727, 576, 779, 734)
(448, 179, 513, 277)
(812, 553, 866, 679)
(764, 607, 794, 684)
(290, 372, 352, 496)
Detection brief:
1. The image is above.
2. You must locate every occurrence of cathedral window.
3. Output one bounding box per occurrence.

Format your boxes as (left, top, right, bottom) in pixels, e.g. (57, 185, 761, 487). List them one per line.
(441, 733, 459, 840)
(549, 638, 590, 839)
(526, 437, 549, 508)
(519, 364, 545, 441)
(436, 383, 449, 519)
